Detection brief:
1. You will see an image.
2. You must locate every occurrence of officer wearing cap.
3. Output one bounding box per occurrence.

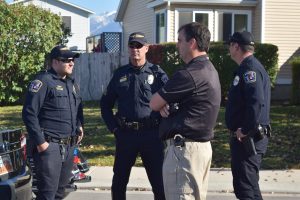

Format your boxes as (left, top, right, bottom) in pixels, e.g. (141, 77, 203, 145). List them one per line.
(22, 45, 84, 200)
(225, 31, 271, 200)
(100, 32, 167, 200)
(150, 22, 221, 200)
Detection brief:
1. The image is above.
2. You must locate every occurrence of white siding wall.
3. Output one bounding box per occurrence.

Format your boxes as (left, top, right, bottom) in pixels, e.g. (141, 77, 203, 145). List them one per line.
(122, 0, 155, 54)
(24, 0, 91, 51)
(264, 0, 300, 84)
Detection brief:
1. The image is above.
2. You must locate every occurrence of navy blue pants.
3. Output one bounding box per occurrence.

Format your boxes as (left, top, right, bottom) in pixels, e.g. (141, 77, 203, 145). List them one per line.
(230, 137, 268, 200)
(111, 129, 165, 200)
(33, 142, 75, 200)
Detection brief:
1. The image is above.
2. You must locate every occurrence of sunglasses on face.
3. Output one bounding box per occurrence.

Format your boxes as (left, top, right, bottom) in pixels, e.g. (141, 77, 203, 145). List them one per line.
(128, 42, 143, 49)
(57, 58, 75, 63)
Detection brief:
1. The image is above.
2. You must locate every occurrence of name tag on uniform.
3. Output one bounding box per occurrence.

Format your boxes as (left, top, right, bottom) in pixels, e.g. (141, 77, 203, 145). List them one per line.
(56, 85, 64, 91)
(119, 76, 127, 83)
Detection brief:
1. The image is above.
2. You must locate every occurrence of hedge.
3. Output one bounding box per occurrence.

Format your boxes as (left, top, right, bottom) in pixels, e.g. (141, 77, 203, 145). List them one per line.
(147, 42, 279, 103)
(290, 57, 300, 105)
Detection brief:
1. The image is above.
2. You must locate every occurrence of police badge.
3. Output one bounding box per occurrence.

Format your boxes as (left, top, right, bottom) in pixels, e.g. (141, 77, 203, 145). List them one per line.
(147, 74, 154, 85)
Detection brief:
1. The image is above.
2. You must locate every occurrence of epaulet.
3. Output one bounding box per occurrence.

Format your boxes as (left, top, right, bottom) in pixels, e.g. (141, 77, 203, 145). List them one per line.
(149, 64, 160, 73)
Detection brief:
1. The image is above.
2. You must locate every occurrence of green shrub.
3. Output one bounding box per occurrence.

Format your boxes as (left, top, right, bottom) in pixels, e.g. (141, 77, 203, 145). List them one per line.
(0, 2, 63, 105)
(148, 42, 279, 103)
(290, 57, 300, 105)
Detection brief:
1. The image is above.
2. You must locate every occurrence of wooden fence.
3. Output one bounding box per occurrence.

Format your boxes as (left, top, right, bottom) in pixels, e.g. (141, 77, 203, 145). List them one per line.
(73, 52, 128, 101)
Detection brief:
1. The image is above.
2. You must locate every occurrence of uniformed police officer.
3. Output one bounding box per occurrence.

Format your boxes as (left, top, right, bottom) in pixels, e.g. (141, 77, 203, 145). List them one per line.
(225, 31, 271, 200)
(150, 22, 221, 200)
(22, 45, 84, 200)
(100, 32, 167, 200)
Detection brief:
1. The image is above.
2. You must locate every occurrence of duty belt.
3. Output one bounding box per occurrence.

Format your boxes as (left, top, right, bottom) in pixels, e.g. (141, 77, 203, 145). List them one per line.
(117, 117, 159, 131)
(45, 135, 78, 146)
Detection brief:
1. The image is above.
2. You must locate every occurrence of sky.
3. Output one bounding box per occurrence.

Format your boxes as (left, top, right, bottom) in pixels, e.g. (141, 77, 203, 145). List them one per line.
(5, 0, 121, 15)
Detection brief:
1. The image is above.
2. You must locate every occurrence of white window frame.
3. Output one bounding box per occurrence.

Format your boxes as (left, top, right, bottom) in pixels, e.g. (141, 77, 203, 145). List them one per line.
(214, 9, 252, 41)
(154, 9, 167, 43)
(175, 8, 214, 41)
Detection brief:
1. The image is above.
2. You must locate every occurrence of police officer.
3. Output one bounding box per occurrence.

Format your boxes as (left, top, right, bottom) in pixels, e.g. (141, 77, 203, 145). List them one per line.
(22, 45, 84, 200)
(225, 31, 271, 200)
(100, 32, 167, 200)
(150, 23, 221, 200)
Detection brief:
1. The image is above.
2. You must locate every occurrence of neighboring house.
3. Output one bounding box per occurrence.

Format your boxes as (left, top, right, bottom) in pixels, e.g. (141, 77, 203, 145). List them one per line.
(11, 0, 95, 51)
(116, 0, 300, 100)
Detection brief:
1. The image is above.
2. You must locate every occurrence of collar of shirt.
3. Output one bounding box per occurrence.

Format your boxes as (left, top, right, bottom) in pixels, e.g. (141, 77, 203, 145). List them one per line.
(186, 55, 209, 67)
(48, 68, 74, 82)
(129, 61, 152, 74)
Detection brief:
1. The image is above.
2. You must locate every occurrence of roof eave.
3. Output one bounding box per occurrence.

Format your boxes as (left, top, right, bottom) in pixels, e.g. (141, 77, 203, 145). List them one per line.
(147, 0, 257, 8)
(115, 0, 129, 22)
(10, 0, 95, 15)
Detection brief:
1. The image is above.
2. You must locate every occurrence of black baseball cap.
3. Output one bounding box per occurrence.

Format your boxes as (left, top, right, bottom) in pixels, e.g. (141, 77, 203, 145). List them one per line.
(50, 45, 80, 59)
(228, 31, 255, 46)
(128, 32, 147, 45)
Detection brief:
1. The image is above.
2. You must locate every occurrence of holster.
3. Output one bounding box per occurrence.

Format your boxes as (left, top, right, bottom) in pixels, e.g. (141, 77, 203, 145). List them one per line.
(242, 136, 257, 156)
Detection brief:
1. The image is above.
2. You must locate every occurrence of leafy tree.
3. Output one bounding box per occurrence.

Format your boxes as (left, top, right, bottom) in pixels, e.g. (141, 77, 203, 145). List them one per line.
(0, 2, 63, 105)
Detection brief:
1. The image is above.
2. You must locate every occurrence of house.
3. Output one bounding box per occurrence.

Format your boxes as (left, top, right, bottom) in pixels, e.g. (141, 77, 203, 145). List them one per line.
(116, 0, 300, 100)
(11, 0, 95, 51)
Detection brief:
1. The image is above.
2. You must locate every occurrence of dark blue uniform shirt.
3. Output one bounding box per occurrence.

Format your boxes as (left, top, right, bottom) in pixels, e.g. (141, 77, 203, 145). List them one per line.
(100, 61, 168, 132)
(225, 55, 271, 133)
(22, 68, 84, 146)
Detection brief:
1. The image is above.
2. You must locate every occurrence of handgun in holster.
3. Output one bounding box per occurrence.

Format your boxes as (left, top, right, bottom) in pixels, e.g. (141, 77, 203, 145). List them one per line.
(242, 135, 257, 156)
(174, 134, 185, 148)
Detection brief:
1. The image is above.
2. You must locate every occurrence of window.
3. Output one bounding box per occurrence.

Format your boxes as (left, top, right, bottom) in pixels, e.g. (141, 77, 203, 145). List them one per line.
(156, 12, 166, 43)
(217, 11, 251, 41)
(194, 13, 208, 27)
(62, 16, 71, 32)
(176, 10, 213, 40)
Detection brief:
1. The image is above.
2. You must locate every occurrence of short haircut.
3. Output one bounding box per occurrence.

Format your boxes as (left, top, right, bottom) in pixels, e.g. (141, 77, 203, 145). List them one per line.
(178, 22, 211, 52)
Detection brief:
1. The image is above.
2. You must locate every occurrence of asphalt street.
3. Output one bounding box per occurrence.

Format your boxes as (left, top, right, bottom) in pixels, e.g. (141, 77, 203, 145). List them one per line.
(65, 190, 300, 200)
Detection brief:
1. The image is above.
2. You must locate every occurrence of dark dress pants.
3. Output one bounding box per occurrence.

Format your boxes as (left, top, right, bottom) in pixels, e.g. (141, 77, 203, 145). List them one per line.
(230, 137, 268, 200)
(111, 129, 165, 200)
(33, 142, 75, 200)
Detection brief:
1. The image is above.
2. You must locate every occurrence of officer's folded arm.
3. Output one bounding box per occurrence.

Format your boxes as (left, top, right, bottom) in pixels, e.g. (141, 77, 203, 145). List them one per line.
(150, 93, 169, 117)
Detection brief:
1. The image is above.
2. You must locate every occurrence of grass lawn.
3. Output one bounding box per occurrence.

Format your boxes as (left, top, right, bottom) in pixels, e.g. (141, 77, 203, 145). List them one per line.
(1, 101, 299, 169)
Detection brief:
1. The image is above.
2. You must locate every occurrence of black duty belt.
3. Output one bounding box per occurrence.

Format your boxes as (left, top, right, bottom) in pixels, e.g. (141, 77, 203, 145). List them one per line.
(45, 135, 78, 146)
(117, 117, 159, 131)
(230, 124, 271, 138)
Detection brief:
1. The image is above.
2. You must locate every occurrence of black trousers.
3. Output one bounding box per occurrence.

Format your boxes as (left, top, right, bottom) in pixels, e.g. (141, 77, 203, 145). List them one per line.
(111, 129, 165, 200)
(33, 142, 75, 200)
(230, 137, 268, 200)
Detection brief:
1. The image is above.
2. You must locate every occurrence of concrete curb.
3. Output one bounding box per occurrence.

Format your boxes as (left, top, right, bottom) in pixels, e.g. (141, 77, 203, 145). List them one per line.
(74, 167, 300, 194)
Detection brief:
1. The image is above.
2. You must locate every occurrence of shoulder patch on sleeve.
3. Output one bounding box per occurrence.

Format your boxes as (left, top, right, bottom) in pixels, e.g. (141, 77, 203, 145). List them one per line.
(28, 80, 43, 93)
(161, 74, 168, 84)
(243, 71, 256, 84)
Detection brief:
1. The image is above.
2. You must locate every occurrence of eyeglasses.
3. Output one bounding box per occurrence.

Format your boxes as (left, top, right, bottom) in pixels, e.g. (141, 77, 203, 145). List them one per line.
(57, 58, 75, 63)
(128, 43, 143, 49)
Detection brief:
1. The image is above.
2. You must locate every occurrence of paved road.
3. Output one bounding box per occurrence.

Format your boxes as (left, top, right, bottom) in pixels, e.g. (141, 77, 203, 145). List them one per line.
(65, 190, 300, 200)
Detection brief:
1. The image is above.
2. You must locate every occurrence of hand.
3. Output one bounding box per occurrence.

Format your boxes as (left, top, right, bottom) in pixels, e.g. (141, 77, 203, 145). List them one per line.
(159, 104, 170, 118)
(37, 141, 49, 153)
(77, 126, 84, 144)
(235, 128, 246, 142)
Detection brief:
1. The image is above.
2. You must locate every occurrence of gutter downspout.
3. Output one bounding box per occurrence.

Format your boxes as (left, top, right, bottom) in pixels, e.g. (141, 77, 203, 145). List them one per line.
(166, 1, 171, 42)
(261, 0, 265, 43)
